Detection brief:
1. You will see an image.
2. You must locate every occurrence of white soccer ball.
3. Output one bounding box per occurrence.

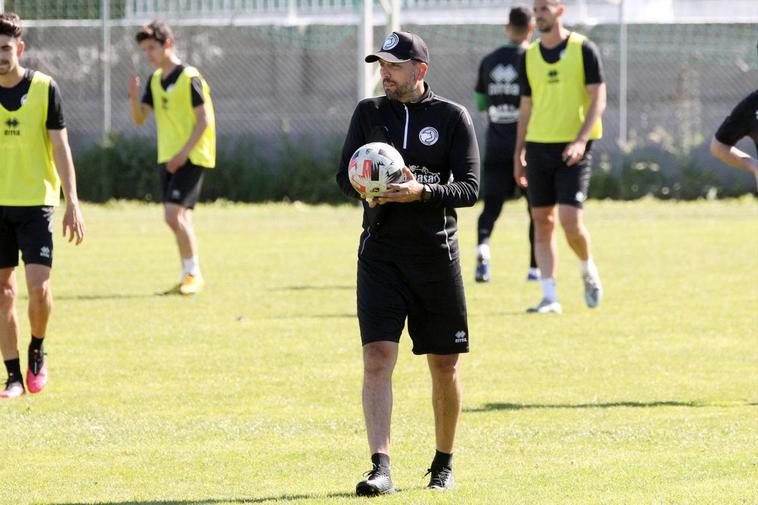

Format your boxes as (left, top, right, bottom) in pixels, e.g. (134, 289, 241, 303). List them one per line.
(348, 142, 406, 199)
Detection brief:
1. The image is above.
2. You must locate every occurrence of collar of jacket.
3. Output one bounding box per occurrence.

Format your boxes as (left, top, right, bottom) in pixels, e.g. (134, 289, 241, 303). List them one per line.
(387, 82, 434, 111)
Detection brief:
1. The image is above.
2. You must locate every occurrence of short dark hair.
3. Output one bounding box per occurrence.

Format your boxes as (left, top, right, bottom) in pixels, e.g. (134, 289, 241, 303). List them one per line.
(135, 20, 173, 45)
(0, 13, 23, 39)
(509, 5, 534, 30)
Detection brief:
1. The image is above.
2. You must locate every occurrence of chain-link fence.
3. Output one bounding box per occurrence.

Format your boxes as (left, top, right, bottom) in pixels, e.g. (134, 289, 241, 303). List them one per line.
(7, 1, 758, 189)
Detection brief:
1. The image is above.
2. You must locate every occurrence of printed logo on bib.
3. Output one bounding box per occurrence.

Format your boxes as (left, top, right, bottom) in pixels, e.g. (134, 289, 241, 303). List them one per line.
(419, 126, 439, 146)
(382, 33, 400, 50)
(20, 94, 28, 105)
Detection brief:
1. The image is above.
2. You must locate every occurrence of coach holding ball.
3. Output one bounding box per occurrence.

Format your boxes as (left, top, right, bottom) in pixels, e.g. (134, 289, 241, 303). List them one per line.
(336, 31, 479, 495)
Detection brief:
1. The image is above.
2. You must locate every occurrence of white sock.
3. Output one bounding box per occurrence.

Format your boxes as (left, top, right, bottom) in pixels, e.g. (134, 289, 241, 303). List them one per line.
(182, 256, 201, 277)
(580, 257, 598, 277)
(477, 243, 491, 261)
(540, 278, 557, 302)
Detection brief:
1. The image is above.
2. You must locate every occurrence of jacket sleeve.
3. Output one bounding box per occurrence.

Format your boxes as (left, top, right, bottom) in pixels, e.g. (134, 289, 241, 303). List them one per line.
(336, 103, 366, 200)
(429, 108, 480, 207)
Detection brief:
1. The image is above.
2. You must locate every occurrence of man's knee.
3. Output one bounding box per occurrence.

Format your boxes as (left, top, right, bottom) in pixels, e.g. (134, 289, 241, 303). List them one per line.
(532, 209, 555, 239)
(0, 283, 17, 310)
(428, 354, 460, 378)
(363, 343, 397, 376)
(26, 278, 51, 303)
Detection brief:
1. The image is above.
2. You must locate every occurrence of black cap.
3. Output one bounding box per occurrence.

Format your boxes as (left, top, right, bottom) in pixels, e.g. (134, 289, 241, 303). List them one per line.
(365, 31, 429, 64)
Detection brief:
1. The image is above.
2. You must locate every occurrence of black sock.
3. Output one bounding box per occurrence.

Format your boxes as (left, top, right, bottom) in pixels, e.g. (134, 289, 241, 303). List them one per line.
(432, 450, 453, 469)
(30, 335, 45, 352)
(371, 452, 390, 469)
(4, 358, 22, 384)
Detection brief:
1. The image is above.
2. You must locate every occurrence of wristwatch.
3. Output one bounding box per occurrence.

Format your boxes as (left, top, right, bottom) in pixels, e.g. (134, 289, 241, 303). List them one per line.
(421, 184, 433, 203)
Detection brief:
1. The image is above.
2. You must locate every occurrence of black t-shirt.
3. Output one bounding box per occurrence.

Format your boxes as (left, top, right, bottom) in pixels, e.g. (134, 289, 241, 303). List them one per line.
(141, 64, 205, 109)
(519, 35, 604, 96)
(715, 90, 758, 152)
(475, 44, 525, 162)
(0, 69, 65, 129)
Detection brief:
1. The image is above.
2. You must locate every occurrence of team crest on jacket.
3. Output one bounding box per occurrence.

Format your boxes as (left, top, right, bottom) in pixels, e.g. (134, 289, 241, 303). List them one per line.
(383, 33, 400, 50)
(419, 126, 439, 146)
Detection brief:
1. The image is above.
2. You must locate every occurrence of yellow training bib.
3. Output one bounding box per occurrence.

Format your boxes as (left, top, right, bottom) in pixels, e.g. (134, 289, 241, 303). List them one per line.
(0, 72, 60, 206)
(151, 65, 216, 168)
(525, 32, 602, 143)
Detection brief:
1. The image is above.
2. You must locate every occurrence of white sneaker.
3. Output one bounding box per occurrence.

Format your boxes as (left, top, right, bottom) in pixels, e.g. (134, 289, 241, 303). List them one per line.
(526, 298, 562, 314)
(582, 272, 603, 308)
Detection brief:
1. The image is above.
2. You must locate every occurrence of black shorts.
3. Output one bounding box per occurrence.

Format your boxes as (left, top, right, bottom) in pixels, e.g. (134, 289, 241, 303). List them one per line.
(0, 206, 55, 268)
(357, 255, 469, 355)
(481, 158, 520, 199)
(525, 142, 593, 208)
(159, 161, 205, 209)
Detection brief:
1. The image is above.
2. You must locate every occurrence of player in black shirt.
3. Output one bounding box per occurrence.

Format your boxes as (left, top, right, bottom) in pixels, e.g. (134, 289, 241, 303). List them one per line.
(336, 31, 479, 495)
(473, 5, 538, 283)
(711, 89, 758, 191)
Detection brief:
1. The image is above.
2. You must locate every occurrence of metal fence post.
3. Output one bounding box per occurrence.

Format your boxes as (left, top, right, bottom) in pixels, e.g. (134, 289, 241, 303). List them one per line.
(102, 0, 112, 143)
(618, 0, 627, 149)
(358, 0, 374, 100)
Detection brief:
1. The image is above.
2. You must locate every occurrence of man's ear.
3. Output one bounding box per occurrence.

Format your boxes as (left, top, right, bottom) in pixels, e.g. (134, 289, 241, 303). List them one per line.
(416, 62, 429, 81)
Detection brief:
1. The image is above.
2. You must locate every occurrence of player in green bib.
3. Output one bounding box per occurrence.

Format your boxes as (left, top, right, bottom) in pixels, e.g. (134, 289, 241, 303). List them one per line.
(128, 21, 216, 296)
(0, 13, 86, 399)
(513, 0, 605, 314)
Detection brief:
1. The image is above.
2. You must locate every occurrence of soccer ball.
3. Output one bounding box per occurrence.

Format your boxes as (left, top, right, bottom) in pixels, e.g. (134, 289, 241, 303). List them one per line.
(348, 142, 406, 198)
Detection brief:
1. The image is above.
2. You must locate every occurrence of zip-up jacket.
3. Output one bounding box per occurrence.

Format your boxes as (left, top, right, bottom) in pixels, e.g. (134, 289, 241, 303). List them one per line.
(336, 84, 480, 261)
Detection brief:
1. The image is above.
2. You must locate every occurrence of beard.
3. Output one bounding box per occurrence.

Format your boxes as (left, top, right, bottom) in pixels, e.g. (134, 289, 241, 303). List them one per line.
(537, 18, 554, 32)
(383, 68, 419, 101)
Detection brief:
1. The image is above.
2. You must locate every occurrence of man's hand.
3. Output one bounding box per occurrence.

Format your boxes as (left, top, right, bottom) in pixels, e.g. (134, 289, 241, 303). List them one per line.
(562, 140, 587, 167)
(376, 166, 423, 204)
(62, 203, 85, 245)
(167, 151, 189, 173)
(514, 150, 528, 188)
(128, 75, 141, 100)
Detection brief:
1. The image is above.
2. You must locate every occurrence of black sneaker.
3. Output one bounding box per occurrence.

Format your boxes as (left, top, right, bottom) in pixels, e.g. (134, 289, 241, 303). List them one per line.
(356, 464, 395, 496)
(426, 465, 454, 490)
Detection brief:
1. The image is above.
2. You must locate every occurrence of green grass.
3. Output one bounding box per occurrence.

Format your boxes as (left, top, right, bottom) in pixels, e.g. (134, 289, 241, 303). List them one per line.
(1, 199, 756, 505)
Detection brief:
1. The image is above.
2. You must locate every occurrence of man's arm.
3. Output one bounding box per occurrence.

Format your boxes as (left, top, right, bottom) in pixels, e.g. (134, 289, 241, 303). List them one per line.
(128, 75, 152, 125)
(562, 82, 606, 166)
(710, 137, 758, 189)
(49, 128, 85, 244)
(380, 109, 479, 207)
(336, 103, 367, 201)
(513, 95, 532, 188)
(165, 103, 209, 173)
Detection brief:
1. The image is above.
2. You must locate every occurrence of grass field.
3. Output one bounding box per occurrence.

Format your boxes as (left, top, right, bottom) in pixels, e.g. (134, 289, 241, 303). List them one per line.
(1, 199, 756, 505)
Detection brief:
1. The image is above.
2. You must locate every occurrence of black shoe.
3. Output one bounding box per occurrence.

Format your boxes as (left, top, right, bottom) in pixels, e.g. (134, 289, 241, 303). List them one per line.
(425, 465, 454, 490)
(356, 464, 395, 496)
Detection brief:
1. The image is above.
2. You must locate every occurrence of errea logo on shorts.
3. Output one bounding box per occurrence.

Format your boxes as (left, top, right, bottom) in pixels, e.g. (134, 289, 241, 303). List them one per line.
(454, 331, 467, 344)
(382, 33, 400, 50)
(40, 247, 51, 259)
(419, 127, 439, 146)
(171, 189, 181, 199)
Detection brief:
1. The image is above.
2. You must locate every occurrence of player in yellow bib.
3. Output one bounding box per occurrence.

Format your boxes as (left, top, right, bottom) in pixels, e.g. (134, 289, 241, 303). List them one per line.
(0, 13, 85, 399)
(128, 21, 216, 295)
(514, 0, 605, 314)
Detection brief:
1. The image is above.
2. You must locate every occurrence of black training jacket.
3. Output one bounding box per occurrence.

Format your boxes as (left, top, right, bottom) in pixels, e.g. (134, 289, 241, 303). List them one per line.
(336, 84, 480, 261)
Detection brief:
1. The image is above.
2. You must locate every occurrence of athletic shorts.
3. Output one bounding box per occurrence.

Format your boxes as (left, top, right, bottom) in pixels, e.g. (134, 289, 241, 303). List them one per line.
(481, 158, 520, 199)
(0, 206, 55, 268)
(159, 161, 205, 209)
(525, 141, 593, 208)
(357, 255, 469, 355)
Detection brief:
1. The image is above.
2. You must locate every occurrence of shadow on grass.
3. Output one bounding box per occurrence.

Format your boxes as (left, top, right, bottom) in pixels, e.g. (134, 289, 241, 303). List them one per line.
(51, 294, 158, 301)
(48, 491, 359, 504)
(267, 285, 353, 291)
(465, 400, 755, 412)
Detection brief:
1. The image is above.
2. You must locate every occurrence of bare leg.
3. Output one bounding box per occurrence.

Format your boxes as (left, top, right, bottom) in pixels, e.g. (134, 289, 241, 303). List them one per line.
(427, 353, 462, 454)
(25, 264, 53, 339)
(0, 268, 19, 361)
(164, 203, 198, 263)
(362, 341, 399, 455)
(558, 205, 591, 261)
(531, 206, 558, 279)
